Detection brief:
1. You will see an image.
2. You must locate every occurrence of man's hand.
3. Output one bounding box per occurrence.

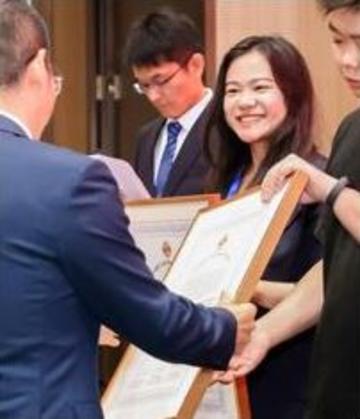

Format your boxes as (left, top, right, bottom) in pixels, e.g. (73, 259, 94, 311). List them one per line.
(212, 302, 256, 384)
(98, 325, 121, 347)
(224, 302, 257, 371)
(225, 302, 257, 351)
(261, 153, 336, 204)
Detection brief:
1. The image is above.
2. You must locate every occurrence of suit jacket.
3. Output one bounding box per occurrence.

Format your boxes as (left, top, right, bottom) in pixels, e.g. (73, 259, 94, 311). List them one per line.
(134, 104, 215, 197)
(0, 115, 235, 419)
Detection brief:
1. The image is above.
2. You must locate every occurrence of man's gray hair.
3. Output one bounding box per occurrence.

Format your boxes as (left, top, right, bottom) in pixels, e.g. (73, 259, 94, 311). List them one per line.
(317, 0, 360, 14)
(0, 0, 50, 87)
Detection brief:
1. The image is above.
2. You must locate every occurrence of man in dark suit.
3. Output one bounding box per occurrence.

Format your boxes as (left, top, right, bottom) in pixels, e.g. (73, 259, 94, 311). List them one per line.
(124, 9, 215, 197)
(0, 2, 256, 418)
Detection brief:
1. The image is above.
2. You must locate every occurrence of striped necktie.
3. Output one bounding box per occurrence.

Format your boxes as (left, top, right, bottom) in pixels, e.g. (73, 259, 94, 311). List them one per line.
(155, 121, 182, 196)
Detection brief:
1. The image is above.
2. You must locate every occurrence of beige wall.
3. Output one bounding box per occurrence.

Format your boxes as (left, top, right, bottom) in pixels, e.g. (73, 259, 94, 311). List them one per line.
(206, 0, 358, 154)
(51, 0, 90, 152)
(36, 0, 91, 152)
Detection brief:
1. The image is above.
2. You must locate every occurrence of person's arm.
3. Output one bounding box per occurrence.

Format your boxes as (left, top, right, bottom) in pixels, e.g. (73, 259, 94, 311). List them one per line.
(252, 280, 295, 309)
(332, 186, 360, 242)
(59, 159, 255, 370)
(261, 154, 360, 243)
(221, 260, 323, 379)
(256, 260, 322, 343)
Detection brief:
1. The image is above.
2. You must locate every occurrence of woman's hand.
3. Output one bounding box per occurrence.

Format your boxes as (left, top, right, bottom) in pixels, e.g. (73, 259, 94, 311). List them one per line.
(261, 154, 336, 204)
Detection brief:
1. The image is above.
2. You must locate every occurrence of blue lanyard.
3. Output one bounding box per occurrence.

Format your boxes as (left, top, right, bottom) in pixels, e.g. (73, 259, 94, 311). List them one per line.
(226, 170, 244, 199)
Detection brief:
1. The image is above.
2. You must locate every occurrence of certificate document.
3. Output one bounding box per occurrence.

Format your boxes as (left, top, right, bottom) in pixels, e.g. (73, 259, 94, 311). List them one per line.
(195, 384, 240, 419)
(125, 195, 219, 281)
(90, 154, 150, 201)
(103, 172, 307, 419)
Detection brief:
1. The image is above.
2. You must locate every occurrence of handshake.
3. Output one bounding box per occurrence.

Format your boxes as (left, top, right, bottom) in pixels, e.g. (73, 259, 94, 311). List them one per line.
(215, 302, 264, 384)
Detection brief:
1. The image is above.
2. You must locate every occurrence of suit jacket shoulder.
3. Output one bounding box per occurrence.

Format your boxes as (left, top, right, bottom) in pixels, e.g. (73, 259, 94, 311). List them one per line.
(134, 104, 216, 197)
(134, 117, 165, 196)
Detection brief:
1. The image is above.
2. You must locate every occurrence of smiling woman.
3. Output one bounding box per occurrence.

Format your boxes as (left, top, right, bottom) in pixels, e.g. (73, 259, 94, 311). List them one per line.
(204, 35, 326, 419)
(205, 35, 318, 194)
(223, 49, 288, 171)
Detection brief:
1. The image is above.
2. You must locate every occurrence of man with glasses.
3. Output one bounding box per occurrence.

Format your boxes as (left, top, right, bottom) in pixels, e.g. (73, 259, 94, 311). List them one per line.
(0, 1, 256, 418)
(124, 8, 216, 197)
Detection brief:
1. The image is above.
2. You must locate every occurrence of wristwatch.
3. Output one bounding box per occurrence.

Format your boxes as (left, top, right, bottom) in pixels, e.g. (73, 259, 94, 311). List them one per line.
(325, 176, 350, 208)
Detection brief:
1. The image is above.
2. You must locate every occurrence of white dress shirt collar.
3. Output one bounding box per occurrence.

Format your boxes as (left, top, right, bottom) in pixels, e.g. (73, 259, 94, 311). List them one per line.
(0, 110, 33, 140)
(172, 87, 213, 135)
(153, 88, 213, 182)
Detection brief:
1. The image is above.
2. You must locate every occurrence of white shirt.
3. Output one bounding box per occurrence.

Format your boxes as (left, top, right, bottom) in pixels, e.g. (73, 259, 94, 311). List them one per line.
(153, 88, 213, 183)
(0, 110, 33, 140)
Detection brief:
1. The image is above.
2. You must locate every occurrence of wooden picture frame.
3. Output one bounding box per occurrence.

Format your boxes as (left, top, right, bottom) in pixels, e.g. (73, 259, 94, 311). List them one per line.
(116, 193, 242, 418)
(102, 172, 308, 419)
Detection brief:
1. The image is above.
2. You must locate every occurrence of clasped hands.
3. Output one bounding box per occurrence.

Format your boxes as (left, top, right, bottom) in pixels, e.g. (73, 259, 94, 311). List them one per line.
(213, 302, 272, 385)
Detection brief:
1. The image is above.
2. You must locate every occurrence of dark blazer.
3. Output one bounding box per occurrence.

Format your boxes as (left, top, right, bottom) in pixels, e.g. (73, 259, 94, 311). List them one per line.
(0, 116, 235, 419)
(134, 104, 214, 197)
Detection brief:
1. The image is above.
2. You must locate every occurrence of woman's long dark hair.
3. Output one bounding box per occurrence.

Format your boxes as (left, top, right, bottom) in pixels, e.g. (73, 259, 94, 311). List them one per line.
(204, 35, 316, 193)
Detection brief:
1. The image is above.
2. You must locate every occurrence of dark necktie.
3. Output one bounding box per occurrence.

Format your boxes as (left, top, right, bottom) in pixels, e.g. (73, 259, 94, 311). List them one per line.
(155, 121, 182, 196)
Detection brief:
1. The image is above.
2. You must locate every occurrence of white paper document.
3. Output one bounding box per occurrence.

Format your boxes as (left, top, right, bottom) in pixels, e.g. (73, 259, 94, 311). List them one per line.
(195, 384, 239, 419)
(90, 154, 150, 201)
(105, 350, 198, 419)
(125, 197, 216, 281)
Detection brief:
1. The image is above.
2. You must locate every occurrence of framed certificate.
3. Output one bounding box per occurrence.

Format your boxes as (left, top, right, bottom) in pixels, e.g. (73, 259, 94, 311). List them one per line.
(127, 194, 243, 419)
(99, 195, 220, 391)
(125, 194, 220, 281)
(194, 383, 242, 419)
(102, 172, 307, 419)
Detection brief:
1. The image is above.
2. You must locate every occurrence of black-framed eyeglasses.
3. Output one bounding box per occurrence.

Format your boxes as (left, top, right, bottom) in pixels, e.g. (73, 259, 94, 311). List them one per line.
(133, 56, 192, 95)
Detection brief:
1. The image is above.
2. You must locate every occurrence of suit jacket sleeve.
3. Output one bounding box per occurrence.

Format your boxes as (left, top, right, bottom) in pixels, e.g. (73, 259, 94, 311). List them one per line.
(58, 160, 236, 370)
(133, 128, 144, 173)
